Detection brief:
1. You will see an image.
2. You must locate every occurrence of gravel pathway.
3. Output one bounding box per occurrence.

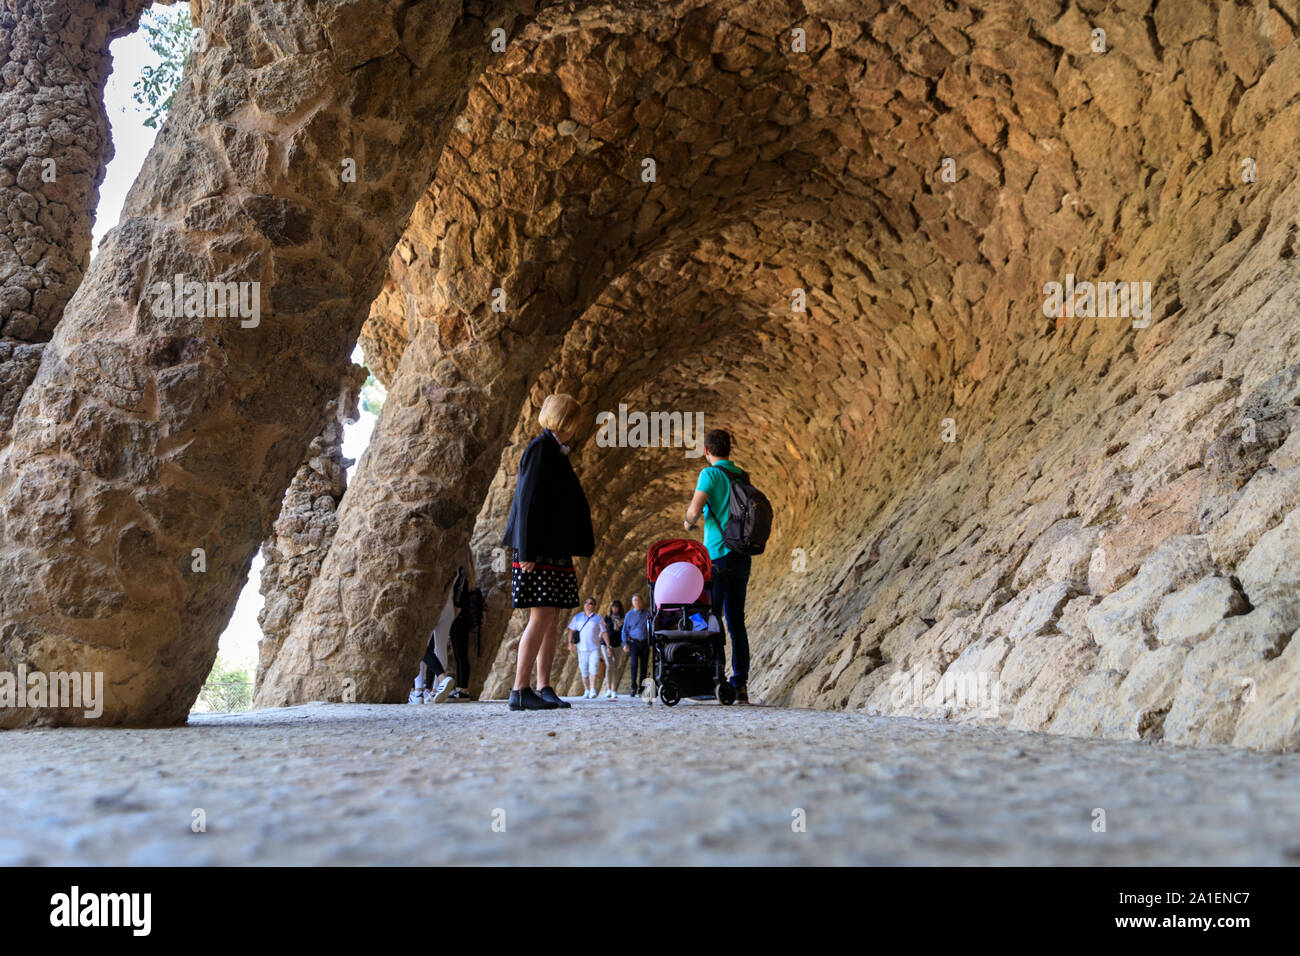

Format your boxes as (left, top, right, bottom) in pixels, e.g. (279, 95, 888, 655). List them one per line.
(1, 698, 1297, 865)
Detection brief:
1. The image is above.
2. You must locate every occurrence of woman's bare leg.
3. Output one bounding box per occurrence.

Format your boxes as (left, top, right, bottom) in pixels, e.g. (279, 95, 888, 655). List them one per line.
(514, 607, 555, 691)
(537, 608, 560, 688)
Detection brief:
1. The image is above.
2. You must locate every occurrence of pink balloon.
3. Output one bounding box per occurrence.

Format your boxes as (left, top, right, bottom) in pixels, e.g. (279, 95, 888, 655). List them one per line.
(656, 561, 705, 606)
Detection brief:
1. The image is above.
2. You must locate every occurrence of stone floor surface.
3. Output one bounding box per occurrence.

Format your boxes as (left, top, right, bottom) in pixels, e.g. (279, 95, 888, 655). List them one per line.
(1, 698, 1297, 865)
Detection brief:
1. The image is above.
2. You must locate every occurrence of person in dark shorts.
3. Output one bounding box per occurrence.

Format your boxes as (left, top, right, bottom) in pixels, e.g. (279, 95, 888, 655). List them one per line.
(601, 599, 624, 699)
(502, 393, 595, 711)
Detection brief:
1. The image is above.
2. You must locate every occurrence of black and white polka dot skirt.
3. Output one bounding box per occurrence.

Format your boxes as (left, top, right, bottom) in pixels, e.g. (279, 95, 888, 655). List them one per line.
(511, 554, 580, 609)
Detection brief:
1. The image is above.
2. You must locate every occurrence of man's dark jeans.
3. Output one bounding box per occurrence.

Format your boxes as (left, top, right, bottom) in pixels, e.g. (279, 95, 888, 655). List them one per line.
(710, 551, 751, 686)
(626, 639, 649, 695)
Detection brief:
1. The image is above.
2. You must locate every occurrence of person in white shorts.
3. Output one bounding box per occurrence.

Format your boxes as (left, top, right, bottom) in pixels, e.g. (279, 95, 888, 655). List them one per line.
(568, 598, 608, 699)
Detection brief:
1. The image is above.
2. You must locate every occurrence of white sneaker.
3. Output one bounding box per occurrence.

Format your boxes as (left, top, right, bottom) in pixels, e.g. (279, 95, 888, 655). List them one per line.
(430, 675, 454, 703)
(408, 689, 424, 704)
(586, 689, 596, 699)
(606, 689, 616, 700)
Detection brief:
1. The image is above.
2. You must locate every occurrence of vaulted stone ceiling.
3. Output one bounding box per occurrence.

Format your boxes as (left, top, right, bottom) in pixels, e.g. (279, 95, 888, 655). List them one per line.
(260, 0, 1300, 749)
(3, 0, 1299, 749)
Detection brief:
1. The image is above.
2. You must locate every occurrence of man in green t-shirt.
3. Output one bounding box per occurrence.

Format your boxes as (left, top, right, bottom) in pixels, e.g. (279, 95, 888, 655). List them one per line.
(683, 429, 751, 702)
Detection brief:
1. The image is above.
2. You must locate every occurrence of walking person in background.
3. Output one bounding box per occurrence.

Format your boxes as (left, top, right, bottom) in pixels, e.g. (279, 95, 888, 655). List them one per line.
(601, 600, 624, 699)
(447, 561, 485, 701)
(569, 598, 608, 699)
(409, 634, 454, 704)
(502, 393, 595, 711)
(410, 548, 480, 704)
(684, 429, 753, 703)
(622, 593, 651, 697)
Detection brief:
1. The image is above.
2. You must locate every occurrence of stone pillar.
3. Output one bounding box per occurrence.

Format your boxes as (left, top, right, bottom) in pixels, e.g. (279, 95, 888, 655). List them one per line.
(0, 0, 157, 341)
(0, 0, 535, 728)
(0, 1, 159, 448)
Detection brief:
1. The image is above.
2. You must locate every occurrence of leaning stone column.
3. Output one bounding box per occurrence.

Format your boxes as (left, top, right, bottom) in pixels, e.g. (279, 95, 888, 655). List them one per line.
(0, 0, 156, 340)
(0, 0, 534, 728)
(0, 1, 158, 448)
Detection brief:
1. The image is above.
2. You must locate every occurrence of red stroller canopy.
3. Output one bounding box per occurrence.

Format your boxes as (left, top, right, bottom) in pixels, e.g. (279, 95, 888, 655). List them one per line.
(647, 538, 712, 584)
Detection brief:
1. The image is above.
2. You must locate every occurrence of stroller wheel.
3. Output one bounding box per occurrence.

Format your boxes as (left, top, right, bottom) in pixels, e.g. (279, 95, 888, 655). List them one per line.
(716, 682, 736, 705)
(659, 681, 680, 707)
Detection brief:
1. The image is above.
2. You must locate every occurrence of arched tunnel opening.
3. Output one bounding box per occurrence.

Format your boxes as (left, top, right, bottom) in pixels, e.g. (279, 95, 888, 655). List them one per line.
(2, 0, 1300, 875)
(242, 0, 1300, 751)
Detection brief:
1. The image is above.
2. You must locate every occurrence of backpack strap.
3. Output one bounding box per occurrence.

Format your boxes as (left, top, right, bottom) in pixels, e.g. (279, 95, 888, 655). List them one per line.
(706, 464, 744, 528)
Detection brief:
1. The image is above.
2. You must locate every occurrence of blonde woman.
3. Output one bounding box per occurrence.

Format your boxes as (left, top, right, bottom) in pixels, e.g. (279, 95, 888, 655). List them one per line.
(502, 394, 595, 711)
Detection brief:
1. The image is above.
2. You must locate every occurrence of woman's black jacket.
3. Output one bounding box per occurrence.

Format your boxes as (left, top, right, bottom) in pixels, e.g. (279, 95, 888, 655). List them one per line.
(502, 431, 595, 561)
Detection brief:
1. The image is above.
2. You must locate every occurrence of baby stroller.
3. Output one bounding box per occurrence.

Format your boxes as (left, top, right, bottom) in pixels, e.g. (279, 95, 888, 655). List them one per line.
(645, 538, 736, 707)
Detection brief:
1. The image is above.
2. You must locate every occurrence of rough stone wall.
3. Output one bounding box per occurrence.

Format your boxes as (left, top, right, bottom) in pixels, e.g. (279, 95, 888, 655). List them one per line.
(0, 339, 45, 437)
(255, 363, 365, 685)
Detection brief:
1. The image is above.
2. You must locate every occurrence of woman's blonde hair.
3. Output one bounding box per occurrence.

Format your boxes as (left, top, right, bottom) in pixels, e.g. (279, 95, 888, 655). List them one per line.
(538, 393, 582, 433)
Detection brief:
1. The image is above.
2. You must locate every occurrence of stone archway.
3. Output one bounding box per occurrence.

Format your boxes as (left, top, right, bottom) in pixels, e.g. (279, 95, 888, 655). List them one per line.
(254, 0, 842, 706)
(3, 0, 1300, 751)
(299, 0, 1300, 749)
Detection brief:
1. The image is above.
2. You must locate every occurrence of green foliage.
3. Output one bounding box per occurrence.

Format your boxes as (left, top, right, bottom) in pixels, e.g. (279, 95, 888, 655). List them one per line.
(361, 373, 387, 418)
(131, 6, 196, 130)
(197, 657, 252, 712)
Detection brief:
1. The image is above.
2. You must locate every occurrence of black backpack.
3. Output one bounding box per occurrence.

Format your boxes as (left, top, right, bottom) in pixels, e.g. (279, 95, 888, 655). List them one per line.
(709, 466, 773, 556)
(451, 567, 486, 653)
(465, 587, 485, 630)
(452, 566, 470, 608)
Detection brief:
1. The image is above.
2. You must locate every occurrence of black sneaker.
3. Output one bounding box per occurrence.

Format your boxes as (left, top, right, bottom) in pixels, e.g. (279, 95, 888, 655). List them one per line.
(509, 687, 557, 711)
(448, 690, 474, 701)
(537, 686, 571, 709)
(737, 684, 749, 704)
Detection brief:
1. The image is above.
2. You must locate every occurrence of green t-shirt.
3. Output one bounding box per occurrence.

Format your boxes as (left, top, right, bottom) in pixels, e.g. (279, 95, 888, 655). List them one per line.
(696, 460, 741, 560)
